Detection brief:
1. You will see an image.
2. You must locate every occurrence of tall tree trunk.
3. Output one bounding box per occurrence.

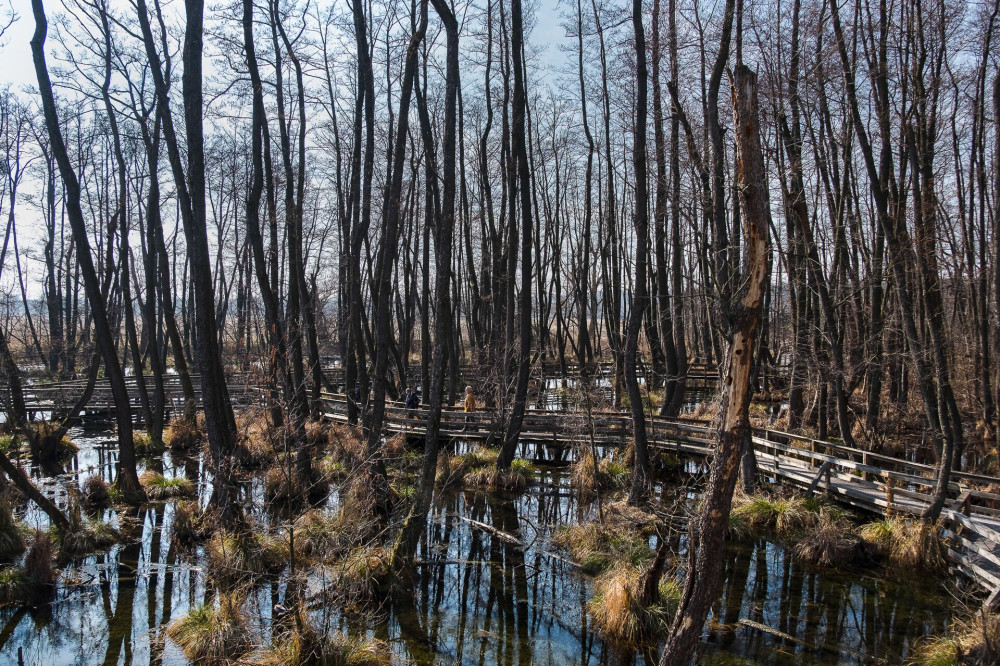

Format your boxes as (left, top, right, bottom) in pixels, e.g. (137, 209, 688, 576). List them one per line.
(659, 64, 769, 666)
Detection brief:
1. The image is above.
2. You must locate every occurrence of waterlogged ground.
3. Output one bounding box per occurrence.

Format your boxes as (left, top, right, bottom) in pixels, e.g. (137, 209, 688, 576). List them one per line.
(0, 427, 954, 665)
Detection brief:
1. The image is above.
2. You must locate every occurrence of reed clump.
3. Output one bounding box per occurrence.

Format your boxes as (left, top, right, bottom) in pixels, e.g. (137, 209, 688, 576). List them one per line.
(328, 544, 393, 605)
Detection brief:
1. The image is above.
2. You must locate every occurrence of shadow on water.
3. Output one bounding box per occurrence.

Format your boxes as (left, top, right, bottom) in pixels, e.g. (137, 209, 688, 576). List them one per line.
(0, 428, 953, 665)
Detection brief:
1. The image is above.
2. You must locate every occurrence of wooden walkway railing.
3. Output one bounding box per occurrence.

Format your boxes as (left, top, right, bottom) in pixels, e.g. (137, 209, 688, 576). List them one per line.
(2, 373, 995, 605)
(318, 392, 1000, 606)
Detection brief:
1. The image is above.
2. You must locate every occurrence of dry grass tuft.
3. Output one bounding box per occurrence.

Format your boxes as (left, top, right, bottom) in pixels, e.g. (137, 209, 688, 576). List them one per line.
(859, 517, 946, 572)
(572, 448, 630, 494)
(328, 545, 393, 604)
(0, 567, 32, 605)
(172, 501, 210, 545)
(167, 593, 250, 664)
(908, 610, 1000, 665)
(59, 521, 119, 556)
(139, 471, 195, 500)
(256, 605, 391, 666)
(729, 492, 820, 540)
(587, 565, 680, 645)
(165, 415, 204, 451)
(24, 531, 55, 587)
(328, 425, 368, 466)
(293, 509, 362, 562)
(206, 530, 289, 587)
(0, 503, 24, 562)
(792, 512, 868, 568)
(82, 475, 111, 507)
(553, 522, 653, 575)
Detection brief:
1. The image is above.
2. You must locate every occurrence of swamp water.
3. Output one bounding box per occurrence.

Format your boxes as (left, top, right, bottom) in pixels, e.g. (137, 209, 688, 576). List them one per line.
(0, 428, 954, 665)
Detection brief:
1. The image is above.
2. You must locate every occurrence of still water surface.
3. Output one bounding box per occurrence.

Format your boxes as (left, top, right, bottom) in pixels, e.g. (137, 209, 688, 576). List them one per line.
(0, 428, 952, 665)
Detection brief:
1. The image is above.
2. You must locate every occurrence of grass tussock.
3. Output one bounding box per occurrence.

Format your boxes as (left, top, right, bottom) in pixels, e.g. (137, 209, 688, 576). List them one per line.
(293, 509, 363, 562)
(440, 447, 534, 490)
(59, 521, 119, 557)
(0, 503, 24, 562)
(792, 511, 869, 568)
(860, 517, 947, 572)
(0, 567, 32, 606)
(167, 594, 250, 664)
(908, 611, 1000, 666)
(139, 471, 195, 500)
(236, 411, 280, 468)
(256, 605, 391, 666)
(24, 531, 55, 587)
(165, 416, 204, 451)
(133, 431, 164, 457)
(553, 524, 652, 575)
(729, 492, 820, 540)
(82, 475, 111, 506)
(587, 565, 680, 645)
(328, 425, 368, 467)
(172, 501, 210, 545)
(572, 448, 630, 494)
(329, 545, 393, 604)
(466, 459, 536, 491)
(206, 530, 288, 586)
(263, 464, 330, 505)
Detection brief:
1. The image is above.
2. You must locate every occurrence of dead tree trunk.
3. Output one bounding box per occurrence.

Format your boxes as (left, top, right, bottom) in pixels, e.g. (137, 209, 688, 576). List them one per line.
(659, 64, 769, 666)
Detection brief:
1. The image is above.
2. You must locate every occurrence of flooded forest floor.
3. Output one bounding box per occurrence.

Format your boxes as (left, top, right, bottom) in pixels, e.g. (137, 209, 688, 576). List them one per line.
(0, 415, 973, 666)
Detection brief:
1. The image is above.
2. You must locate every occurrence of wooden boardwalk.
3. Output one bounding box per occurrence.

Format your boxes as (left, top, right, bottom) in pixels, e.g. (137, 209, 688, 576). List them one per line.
(3, 372, 998, 604)
(319, 392, 1000, 606)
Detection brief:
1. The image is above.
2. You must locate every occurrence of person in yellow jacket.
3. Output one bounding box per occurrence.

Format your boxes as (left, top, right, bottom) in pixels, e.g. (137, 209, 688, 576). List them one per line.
(463, 385, 477, 431)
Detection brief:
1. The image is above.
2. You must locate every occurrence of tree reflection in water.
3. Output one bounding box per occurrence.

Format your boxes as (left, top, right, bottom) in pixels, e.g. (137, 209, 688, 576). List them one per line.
(0, 432, 954, 665)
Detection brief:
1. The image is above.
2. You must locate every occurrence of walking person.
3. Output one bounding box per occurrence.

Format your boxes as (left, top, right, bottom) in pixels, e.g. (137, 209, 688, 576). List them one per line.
(463, 385, 477, 432)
